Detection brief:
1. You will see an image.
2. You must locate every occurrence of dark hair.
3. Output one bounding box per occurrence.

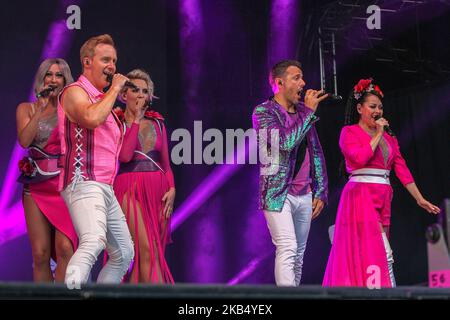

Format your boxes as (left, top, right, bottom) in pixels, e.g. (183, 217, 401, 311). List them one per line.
(344, 81, 384, 125)
(340, 82, 384, 177)
(269, 60, 302, 88)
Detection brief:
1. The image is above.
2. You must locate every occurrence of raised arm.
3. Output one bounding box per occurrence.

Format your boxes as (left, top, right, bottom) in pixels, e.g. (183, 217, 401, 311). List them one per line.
(339, 126, 375, 167)
(160, 121, 175, 219)
(16, 92, 54, 148)
(160, 123, 175, 189)
(252, 105, 317, 152)
(61, 74, 128, 129)
(119, 122, 140, 163)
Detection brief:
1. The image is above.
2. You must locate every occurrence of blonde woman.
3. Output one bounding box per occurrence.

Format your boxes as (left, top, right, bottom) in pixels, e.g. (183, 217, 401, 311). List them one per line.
(16, 58, 77, 282)
(114, 69, 175, 283)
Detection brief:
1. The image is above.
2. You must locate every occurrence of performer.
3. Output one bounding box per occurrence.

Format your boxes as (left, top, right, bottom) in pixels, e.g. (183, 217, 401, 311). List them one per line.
(323, 78, 440, 288)
(58, 34, 134, 286)
(252, 60, 329, 286)
(113, 69, 175, 283)
(16, 58, 77, 282)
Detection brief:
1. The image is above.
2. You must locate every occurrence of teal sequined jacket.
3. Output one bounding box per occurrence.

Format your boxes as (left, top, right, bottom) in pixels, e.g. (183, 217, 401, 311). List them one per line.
(252, 100, 328, 212)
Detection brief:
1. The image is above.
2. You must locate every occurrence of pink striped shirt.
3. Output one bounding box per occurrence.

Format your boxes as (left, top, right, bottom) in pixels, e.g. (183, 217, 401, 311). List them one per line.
(57, 75, 124, 191)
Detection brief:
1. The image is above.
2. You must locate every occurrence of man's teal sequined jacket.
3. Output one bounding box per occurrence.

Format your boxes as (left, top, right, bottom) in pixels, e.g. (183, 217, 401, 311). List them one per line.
(252, 99, 328, 212)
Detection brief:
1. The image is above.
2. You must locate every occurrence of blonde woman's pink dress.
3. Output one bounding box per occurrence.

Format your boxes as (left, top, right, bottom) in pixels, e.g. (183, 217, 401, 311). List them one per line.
(113, 112, 175, 283)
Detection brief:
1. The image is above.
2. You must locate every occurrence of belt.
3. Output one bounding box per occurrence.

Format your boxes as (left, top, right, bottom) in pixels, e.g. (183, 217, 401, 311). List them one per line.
(17, 147, 61, 184)
(118, 150, 164, 174)
(349, 168, 390, 185)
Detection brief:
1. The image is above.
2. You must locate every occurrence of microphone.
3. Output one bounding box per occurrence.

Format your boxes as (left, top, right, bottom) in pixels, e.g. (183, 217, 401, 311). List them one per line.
(103, 72, 139, 90)
(36, 85, 57, 98)
(374, 115, 395, 136)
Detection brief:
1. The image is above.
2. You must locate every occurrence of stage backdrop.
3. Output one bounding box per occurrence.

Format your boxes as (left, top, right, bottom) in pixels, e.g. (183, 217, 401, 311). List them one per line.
(0, 0, 449, 285)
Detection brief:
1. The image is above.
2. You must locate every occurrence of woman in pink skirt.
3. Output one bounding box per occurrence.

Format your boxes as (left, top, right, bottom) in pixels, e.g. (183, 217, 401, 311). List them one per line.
(16, 58, 77, 282)
(323, 78, 440, 288)
(114, 69, 175, 283)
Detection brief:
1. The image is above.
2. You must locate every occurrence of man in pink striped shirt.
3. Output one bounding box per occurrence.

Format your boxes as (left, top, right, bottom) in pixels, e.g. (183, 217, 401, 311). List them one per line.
(58, 34, 134, 288)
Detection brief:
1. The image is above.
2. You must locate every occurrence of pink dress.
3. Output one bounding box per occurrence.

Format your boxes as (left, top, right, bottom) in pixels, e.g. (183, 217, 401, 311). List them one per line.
(113, 113, 175, 283)
(323, 124, 414, 287)
(19, 112, 78, 256)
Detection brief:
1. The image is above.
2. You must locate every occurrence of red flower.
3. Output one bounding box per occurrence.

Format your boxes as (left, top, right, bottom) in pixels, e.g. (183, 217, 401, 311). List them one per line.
(354, 84, 364, 93)
(374, 85, 384, 97)
(356, 79, 372, 91)
(18, 157, 36, 176)
(353, 78, 384, 99)
(145, 110, 164, 121)
(113, 107, 125, 122)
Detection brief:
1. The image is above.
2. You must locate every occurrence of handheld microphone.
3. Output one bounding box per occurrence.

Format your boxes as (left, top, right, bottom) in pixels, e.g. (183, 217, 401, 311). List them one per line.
(299, 90, 342, 101)
(374, 115, 395, 136)
(103, 72, 139, 90)
(36, 85, 57, 98)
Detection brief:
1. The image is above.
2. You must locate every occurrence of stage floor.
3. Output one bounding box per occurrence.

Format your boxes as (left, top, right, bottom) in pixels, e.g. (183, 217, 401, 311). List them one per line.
(1, 282, 449, 300)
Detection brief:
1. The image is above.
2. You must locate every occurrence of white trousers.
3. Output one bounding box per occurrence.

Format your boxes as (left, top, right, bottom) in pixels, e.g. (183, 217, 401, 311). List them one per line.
(264, 193, 313, 286)
(62, 181, 134, 287)
(381, 232, 396, 287)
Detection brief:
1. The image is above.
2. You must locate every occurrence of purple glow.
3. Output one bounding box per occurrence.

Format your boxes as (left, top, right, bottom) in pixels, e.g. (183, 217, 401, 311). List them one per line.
(190, 200, 224, 283)
(171, 165, 238, 230)
(179, 0, 203, 110)
(223, 0, 301, 284)
(268, 0, 299, 64)
(0, 5, 77, 243)
(0, 202, 26, 246)
(227, 251, 272, 285)
(171, 140, 255, 231)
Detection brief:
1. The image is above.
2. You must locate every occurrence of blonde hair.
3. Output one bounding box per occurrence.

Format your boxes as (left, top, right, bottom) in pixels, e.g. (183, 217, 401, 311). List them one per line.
(80, 34, 115, 69)
(121, 69, 155, 102)
(33, 58, 74, 95)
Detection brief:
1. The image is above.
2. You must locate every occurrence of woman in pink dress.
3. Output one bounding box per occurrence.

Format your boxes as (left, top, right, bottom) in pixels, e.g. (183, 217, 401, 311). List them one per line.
(323, 78, 440, 288)
(113, 69, 175, 283)
(16, 58, 78, 282)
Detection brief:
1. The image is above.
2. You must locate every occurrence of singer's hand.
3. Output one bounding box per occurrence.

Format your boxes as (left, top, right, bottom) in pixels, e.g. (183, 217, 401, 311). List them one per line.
(162, 188, 176, 219)
(375, 117, 389, 134)
(133, 98, 147, 123)
(111, 73, 129, 92)
(304, 89, 328, 112)
(312, 198, 325, 219)
(36, 95, 50, 113)
(417, 198, 440, 215)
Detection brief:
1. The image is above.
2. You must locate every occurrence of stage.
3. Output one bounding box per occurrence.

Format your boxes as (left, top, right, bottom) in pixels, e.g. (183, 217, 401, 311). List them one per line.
(1, 282, 449, 300)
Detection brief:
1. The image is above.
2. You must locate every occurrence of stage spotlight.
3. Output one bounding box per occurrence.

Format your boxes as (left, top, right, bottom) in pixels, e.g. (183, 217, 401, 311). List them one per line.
(426, 199, 450, 287)
(426, 224, 441, 244)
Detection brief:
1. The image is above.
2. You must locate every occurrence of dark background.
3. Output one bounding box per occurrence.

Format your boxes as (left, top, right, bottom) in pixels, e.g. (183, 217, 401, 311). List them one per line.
(0, 0, 449, 285)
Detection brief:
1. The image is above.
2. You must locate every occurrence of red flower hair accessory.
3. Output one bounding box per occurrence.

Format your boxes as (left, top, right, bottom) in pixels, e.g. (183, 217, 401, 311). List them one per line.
(353, 78, 384, 100)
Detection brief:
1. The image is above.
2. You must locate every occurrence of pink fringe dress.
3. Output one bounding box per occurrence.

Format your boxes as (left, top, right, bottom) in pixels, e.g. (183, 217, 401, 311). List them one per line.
(323, 124, 414, 287)
(113, 112, 175, 283)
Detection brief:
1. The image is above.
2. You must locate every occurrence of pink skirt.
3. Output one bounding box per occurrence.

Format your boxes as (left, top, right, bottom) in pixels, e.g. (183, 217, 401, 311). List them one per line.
(113, 170, 174, 284)
(323, 181, 393, 287)
(28, 177, 78, 256)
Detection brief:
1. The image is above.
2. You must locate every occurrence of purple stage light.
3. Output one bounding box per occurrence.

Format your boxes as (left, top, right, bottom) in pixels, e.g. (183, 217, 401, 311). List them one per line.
(179, 0, 204, 111)
(268, 0, 299, 65)
(171, 139, 256, 231)
(227, 251, 272, 285)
